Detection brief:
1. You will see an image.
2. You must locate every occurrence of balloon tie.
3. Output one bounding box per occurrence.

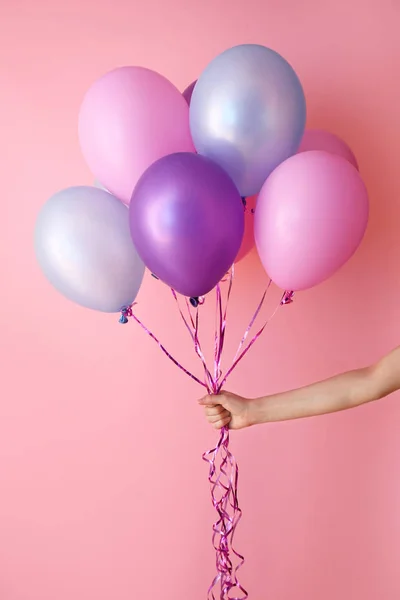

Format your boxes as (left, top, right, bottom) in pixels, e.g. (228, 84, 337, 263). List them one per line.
(190, 296, 205, 308)
(281, 291, 294, 305)
(119, 305, 133, 324)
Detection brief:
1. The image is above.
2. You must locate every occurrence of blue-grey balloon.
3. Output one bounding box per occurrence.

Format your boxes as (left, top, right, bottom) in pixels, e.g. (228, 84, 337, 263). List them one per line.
(190, 44, 307, 197)
(35, 186, 145, 312)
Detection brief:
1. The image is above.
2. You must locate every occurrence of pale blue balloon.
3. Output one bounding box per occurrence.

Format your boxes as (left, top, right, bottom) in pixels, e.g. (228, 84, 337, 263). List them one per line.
(35, 186, 145, 312)
(190, 44, 306, 197)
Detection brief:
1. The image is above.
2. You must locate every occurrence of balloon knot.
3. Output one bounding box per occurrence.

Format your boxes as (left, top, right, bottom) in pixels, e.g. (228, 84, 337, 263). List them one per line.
(189, 296, 206, 308)
(119, 305, 133, 324)
(281, 291, 294, 305)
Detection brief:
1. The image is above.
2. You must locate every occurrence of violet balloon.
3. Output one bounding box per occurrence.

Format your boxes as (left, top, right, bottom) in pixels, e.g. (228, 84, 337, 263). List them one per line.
(35, 186, 145, 312)
(255, 151, 369, 291)
(190, 44, 306, 197)
(298, 129, 359, 170)
(129, 153, 244, 297)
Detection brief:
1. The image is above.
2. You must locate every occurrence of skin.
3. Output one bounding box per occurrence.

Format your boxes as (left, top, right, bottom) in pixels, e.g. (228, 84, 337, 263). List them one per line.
(199, 347, 400, 430)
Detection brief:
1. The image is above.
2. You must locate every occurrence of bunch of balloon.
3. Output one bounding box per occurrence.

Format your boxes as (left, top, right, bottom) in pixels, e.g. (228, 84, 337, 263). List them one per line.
(35, 44, 369, 600)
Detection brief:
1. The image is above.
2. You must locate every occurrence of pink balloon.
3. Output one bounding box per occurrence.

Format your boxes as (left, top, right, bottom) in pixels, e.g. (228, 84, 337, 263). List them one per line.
(235, 195, 256, 263)
(298, 129, 359, 170)
(79, 67, 195, 204)
(255, 151, 369, 291)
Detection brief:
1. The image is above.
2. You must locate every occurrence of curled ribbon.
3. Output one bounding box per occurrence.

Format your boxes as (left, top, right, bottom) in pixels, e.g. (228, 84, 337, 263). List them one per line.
(121, 276, 293, 598)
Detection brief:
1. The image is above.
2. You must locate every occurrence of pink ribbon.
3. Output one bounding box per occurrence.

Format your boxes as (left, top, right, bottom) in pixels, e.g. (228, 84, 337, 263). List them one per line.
(121, 277, 293, 598)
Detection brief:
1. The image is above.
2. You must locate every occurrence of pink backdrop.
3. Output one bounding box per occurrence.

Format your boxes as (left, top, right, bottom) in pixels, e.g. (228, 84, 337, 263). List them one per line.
(1, 1, 400, 598)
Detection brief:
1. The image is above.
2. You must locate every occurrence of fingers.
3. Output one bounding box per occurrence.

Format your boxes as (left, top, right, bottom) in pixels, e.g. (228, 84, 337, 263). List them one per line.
(198, 394, 232, 429)
(198, 394, 218, 407)
(204, 404, 224, 417)
(207, 408, 230, 422)
(198, 393, 230, 407)
(209, 412, 231, 429)
(205, 407, 231, 430)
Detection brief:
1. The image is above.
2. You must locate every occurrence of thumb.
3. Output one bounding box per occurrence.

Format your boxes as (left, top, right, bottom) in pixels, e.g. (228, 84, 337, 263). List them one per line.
(198, 394, 219, 407)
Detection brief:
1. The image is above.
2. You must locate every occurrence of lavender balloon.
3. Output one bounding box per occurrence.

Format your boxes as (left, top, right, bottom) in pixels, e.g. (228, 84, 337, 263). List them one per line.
(35, 186, 145, 312)
(129, 153, 244, 297)
(190, 44, 306, 197)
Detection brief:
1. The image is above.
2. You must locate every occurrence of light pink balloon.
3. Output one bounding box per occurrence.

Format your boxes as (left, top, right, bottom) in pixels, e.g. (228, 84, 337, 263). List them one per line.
(235, 195, 256, 263)
(79, 67, 195, 204)
(255, 151, 369, 291)
(298, 129, 359, 170)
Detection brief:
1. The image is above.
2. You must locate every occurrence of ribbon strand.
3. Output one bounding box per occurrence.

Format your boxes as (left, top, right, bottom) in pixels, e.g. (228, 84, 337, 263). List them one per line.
(122, 277, 291, 599)
(203, 425, 248, 599)
(171, 289, 214, 390)
(217, 291, 284, 393)
(121, 306, 207, 389)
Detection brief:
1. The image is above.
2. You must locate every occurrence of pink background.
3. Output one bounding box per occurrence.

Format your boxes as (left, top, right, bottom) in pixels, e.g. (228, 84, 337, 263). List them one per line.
(1, 1, 400, 598)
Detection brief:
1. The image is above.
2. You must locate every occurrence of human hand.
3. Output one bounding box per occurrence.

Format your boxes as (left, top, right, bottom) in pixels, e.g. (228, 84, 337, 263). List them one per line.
(198, 391, 253, 430)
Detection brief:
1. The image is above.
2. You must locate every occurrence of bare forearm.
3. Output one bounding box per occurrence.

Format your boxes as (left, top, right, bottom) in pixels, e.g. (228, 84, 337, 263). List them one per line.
(249, 368, 374, 424)
(249, 347, 400, 425)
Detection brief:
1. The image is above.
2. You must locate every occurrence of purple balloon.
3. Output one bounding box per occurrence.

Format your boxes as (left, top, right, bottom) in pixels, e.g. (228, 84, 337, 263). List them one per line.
(182, 80, 197, 105)
(129, 153, 244, 297)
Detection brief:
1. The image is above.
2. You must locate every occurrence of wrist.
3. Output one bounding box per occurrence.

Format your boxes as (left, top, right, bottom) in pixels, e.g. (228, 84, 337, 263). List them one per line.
(246, 396, 269, 426)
